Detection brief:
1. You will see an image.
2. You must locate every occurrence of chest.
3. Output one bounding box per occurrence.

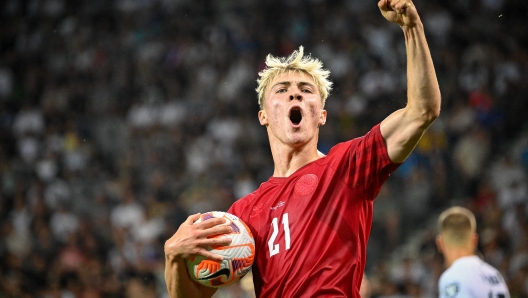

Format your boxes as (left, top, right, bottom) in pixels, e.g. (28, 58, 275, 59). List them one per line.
(245, 172, 366, 259)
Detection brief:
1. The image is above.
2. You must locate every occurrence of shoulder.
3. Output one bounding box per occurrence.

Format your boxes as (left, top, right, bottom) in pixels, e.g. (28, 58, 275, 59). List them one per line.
(438, 257, 482, 298)
(229, 181, 271, 217)
(439, 259, 470, 284)
(443, 257, 480, 280)
(231, 188, 260, 210)
(439, 263, 468, 285)
(326, 123, 385, 157)
(478, 258, 502, 273)
(477, 259, 510, 287)
(439, 266, 471, 298)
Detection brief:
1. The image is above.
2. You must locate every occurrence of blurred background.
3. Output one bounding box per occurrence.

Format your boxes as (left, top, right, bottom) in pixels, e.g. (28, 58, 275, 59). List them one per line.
(0, 0, 527, 297)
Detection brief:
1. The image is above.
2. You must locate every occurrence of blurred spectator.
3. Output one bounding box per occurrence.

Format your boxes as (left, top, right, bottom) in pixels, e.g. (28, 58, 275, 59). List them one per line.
(110, 191, 144, 231)
(453, 125, 491, 196)
(50, 204, 80, 244)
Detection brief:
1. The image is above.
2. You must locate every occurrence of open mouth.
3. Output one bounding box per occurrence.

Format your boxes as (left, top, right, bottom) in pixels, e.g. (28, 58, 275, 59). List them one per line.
(289, 108, 302, 125)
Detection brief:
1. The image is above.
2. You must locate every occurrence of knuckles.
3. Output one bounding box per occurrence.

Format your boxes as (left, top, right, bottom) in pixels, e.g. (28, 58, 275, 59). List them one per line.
(164, 240, 177, 255)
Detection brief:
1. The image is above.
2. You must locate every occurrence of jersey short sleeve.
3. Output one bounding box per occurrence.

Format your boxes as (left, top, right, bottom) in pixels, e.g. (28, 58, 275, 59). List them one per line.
(438, 273, 474, 298)
(326, 123, 400, 200)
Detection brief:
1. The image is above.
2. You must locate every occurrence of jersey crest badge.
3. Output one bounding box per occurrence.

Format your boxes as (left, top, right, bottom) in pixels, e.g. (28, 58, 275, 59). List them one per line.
(444, 283, 459, 297)
(294, 174, 318, 196)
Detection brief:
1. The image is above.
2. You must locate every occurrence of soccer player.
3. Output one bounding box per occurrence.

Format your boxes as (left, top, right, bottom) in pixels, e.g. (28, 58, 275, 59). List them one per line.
(436, 207, 510, 298)
(164, 0, 441, 297)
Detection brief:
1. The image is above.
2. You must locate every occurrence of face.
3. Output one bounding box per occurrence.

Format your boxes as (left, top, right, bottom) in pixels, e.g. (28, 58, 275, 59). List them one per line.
(258, 71, 327, 148)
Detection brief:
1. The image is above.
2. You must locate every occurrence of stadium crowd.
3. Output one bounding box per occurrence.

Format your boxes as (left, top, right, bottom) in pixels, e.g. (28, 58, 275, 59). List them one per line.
(0, 0, 527, 297)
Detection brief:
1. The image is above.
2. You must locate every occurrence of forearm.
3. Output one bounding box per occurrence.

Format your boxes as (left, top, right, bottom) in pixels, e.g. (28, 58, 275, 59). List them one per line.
(165, 256, 216, 298)
(402, 22, 441, 123)
(379, 19, 441, 162)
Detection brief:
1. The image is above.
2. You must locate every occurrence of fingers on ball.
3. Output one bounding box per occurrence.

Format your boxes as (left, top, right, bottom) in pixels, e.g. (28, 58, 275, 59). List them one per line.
(197, 217, 221, 227)
(186, 213, 202, 223)
(192, 248, 219, 260)
(198, 248, 223, 261)
(196, 237, 231, 248)
(210, 226, 232, 236)
(197, 226, 232, 239)
(209, 253, 224, 261)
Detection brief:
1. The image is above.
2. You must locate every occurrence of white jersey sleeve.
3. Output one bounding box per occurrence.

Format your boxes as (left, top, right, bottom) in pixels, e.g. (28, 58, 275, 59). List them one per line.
(438, 256, 510, 298)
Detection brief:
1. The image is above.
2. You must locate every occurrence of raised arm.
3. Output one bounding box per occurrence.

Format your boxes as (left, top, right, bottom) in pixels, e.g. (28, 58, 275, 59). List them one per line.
(378, 0, 441, 163)
(164, 214, 233, 298)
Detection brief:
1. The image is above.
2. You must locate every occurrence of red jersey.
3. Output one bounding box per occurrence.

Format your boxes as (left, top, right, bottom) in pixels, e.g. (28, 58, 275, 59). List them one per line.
(228, 124, 400, 298)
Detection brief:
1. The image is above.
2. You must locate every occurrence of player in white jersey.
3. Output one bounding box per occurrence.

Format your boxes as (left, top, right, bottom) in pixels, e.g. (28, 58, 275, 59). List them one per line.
(436, 207, 510, 298)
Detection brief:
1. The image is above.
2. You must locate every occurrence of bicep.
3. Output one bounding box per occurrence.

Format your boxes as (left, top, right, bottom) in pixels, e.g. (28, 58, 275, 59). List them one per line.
(380, 107, 434, 163)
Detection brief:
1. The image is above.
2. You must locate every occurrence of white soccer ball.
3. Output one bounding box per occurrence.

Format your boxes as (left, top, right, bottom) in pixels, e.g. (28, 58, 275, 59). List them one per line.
(185, 211, 255, 288)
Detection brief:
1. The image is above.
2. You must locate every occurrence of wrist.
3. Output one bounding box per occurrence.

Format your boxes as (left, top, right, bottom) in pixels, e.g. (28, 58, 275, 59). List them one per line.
(401, 21, 424, 32)
(165, 250, 186, 263)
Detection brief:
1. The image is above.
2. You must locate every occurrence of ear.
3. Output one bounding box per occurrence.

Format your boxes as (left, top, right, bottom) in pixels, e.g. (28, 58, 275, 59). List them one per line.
(436, 235, 444, 254)
(471, 233, 478, 250)
(319, 109, 327, 126)
(258, 110, 268, 126)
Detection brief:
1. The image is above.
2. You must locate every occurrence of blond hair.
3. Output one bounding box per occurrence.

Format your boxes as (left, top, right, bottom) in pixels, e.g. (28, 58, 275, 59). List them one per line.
(256, 46, 333, 110)
(438, 206, 477, 246)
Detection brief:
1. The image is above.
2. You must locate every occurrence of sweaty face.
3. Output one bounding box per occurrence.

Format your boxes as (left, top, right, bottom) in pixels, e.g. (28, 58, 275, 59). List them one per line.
(259, 71, 327, 147)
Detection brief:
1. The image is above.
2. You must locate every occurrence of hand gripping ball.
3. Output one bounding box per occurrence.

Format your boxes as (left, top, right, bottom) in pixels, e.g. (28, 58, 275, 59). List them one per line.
(186, 211, 255, 288)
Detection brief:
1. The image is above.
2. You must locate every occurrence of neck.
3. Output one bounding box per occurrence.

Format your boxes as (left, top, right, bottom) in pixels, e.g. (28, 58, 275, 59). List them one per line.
(269, 138, 323, 178)
(444, 247, 475, 268)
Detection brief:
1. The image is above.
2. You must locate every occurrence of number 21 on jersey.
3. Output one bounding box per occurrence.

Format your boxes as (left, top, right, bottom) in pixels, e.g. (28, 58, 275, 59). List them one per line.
(268, 213, 291, 257)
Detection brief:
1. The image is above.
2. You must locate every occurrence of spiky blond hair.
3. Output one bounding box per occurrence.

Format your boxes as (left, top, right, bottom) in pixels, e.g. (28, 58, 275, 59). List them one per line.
(256, 46, 333, 110)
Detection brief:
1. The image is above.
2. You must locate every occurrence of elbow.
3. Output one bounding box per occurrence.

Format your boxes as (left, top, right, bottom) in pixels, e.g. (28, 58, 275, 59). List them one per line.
(418, 104, 440, 128)
(424, 95, 441, 124)
(423, 109, 440, 127)
(428, 105, 441, 122)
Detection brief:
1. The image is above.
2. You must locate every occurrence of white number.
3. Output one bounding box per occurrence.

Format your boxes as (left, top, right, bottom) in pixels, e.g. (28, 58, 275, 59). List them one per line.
(268, 217, 280, 257)
(283, 213, 291, 250)
(268, 213, 291, 257)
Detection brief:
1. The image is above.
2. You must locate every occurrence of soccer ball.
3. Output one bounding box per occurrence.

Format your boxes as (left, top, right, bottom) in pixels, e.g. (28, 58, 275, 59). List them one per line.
(186, 211, 255, 288)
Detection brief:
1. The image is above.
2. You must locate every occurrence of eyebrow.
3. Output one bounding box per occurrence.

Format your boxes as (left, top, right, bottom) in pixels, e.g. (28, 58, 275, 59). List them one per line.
(271, 81, 316, 91)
